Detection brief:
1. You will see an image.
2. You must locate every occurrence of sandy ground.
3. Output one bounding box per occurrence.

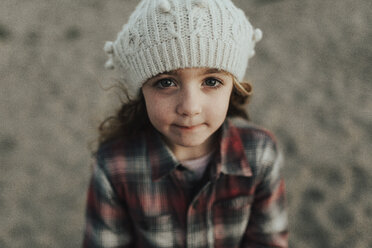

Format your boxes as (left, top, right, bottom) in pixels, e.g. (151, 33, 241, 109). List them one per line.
(1, 0, 371, 247)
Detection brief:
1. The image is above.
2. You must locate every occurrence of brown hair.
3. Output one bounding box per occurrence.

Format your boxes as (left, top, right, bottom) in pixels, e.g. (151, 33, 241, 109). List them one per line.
(96, 75, 252, 147)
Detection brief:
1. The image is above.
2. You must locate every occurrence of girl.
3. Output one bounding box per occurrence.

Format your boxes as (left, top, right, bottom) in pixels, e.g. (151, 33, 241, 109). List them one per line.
(83, 0, 288, 247)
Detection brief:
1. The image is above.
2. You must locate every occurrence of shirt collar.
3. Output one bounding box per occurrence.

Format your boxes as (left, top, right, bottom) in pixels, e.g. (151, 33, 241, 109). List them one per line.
(216, 119, 252, 177)
(146, 127, 180, 181)
(146, 119, 252, 181)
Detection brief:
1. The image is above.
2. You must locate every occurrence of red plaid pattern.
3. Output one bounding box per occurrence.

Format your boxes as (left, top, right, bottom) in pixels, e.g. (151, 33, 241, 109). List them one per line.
(83, 118, 288, 247)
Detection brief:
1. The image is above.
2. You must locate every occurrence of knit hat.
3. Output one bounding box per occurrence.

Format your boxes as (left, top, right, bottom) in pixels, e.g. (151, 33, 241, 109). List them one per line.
(104, 0, 263, 96)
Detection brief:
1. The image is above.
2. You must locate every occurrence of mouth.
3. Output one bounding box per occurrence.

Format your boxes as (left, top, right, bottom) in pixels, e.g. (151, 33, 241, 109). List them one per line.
(173, 123, 204, 131)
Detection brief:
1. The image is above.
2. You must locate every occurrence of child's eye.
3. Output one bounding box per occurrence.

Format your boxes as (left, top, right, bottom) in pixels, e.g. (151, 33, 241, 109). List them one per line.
(203, 78, 222, 87)
(155, 78, 176, 88)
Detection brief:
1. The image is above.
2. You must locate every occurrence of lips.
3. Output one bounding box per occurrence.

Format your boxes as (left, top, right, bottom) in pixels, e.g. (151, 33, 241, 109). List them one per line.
(173, 123, 204, 131)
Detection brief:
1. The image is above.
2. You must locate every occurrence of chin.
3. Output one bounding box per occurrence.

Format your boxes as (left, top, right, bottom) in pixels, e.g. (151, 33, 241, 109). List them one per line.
(174, 139, 203, 147)
(174, 136, 210, 148)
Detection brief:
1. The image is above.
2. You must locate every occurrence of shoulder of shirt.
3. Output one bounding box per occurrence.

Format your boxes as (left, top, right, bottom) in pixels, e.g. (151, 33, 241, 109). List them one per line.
(228, 117, 278, 146)
(93, 132, 148, 175)
(228, 117, 281, 175)
(96, 135, 141, 158)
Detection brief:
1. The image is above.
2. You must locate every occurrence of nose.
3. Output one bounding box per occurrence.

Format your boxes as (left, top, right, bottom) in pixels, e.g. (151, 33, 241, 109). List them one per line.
(176, 87, 202, 117)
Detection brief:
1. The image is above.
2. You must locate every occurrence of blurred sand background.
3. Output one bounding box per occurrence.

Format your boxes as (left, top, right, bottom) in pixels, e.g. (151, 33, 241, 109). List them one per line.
(1, 0, 371, 247)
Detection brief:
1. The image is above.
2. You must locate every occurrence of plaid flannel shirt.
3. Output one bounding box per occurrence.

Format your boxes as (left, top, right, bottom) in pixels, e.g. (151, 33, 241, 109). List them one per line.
(83, 118, 288, 247)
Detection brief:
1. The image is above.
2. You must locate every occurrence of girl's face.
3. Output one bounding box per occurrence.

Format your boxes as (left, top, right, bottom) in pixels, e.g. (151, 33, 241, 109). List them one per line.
(142, 67, 233, 160)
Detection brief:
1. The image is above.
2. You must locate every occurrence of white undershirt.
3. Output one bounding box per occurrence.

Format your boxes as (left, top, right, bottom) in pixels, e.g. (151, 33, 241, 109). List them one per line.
(180, 151, 214, 181)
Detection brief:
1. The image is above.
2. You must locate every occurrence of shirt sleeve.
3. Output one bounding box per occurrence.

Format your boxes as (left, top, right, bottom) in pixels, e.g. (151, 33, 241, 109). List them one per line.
(241, 149, 289, 248)
(82, 159, 134, 248)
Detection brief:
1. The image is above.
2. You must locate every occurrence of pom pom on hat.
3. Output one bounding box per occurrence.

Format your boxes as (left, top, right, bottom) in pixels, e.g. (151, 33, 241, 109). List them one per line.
(103, 41, 115, 70)
(104, 58, 115, 70)
(253, 28, 263, 42)
(104, 41, 114, 54)
(159, 0, 171, 13)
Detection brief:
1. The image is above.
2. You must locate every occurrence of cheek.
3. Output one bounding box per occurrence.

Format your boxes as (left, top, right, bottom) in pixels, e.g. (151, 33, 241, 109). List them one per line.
(207, 92, 231, 121)
(143, 95, 172, 126)
(218, 90, 232, 111)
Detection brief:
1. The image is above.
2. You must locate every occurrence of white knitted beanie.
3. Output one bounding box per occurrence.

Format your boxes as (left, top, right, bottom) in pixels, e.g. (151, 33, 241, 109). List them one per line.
(104, 0, 263, 96)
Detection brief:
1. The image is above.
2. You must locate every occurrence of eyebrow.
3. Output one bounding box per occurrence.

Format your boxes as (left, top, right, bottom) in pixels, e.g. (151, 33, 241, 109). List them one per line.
(205, 68, 226, 74)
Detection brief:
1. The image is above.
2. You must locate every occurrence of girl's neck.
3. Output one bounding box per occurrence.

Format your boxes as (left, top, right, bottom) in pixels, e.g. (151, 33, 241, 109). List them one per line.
(165, 134, 217, 161)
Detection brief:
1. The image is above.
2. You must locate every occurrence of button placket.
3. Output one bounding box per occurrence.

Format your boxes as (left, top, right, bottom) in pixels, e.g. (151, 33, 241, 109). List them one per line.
(186, 181, 212, 247)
